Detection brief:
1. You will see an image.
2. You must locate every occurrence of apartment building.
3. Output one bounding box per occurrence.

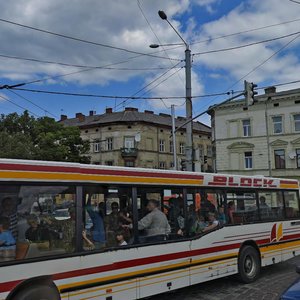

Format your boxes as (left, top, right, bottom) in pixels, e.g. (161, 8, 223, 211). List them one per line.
(208, 86, 300, 180)
(60, 107, 212, 171)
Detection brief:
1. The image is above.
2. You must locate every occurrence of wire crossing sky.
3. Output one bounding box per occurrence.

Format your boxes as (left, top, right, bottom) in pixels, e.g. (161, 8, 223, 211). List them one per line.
(0, 0, 299, 125)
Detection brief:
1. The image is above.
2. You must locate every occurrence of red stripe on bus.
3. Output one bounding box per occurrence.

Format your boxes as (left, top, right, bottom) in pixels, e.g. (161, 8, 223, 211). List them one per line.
(1, 233, 300, 293)
(0, 163, 203, 180)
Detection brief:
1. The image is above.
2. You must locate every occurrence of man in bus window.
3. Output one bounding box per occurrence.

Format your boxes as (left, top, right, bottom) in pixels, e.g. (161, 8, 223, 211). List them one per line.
(259, 196, 269, 209)
(124, 199, 171, 243)
(105, 202, 122, 247)
(202, 212, 219, 233)
(0, 197, 18, 240)
(0, 216, 16, 261)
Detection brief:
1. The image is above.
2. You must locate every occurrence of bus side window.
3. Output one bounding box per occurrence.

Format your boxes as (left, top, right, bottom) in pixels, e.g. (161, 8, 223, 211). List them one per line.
(284, 191, 300, 219)
(258, 191, 284, 221)
(226, 192, 258, 224)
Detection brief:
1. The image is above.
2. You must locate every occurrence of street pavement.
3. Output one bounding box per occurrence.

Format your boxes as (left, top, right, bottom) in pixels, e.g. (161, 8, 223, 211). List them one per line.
(149, 256, 300, 300)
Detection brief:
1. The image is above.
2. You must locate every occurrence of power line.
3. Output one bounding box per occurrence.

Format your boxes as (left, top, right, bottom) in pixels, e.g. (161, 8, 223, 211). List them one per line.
(114, 61, 183, 110)
(9, 86, 230, 100)
(193, 30, 300, 56)
(7, 89, 58, 118)
(0, 17, 180, 61)
(0, 53, 179, 71)
(190, 17, 300, 45)
(0, 94, 40, 117)
(289, 0, 300, 4)
(192, 33, 300, 117)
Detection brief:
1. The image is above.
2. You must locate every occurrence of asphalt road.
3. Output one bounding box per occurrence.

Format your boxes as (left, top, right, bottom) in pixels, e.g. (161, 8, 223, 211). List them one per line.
(149, 256, 300, 300)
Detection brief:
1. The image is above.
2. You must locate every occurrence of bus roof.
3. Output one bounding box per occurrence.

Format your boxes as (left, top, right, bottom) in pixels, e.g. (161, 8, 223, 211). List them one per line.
(0, 158, 298, 190)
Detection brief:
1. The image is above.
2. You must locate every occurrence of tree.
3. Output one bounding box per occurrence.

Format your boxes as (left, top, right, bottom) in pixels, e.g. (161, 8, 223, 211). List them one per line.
(0, 111, 90, 163)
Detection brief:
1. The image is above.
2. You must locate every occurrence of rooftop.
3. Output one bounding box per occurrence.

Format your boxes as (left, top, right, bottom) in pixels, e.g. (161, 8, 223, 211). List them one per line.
(60, 107, 211, 134)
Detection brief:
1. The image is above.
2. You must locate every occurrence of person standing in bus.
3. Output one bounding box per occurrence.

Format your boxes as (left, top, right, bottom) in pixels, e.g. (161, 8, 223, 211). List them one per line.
(125, 199, 171, 242)
(105, 202, 122, 247)
(0, 197, 18, 240)
(85, 198, 106, 249)
(0, 216, 16, 261)
(227, 201, 235, 224)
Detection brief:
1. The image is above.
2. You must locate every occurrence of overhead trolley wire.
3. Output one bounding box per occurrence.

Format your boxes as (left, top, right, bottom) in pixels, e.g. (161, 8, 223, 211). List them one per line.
(0, 18, 180, 61)
(191, 17, 300, 45)
(193, 30, 300, 56)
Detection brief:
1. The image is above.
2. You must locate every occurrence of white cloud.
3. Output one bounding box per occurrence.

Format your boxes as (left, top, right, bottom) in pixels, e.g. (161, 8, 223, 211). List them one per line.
(192, 0, 300, 87)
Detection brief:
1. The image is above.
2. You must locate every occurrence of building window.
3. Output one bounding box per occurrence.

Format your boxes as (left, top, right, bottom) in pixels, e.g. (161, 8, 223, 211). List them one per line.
(293, 114, 300, 132)
(242, 119, 251, 137)
(106, 137, 113, 150)
(272, 116, 283, 134)
(125, 161, 135, 167)
(207, 145, 212, 157)
(159, 140, 165, 152)
(170, 162, 174, 169)
(105, 161, 114, 166)
(274, 149, 285, 169)
(94, 142, 100, 153)
(169, 140, 173, 153)
(124, 136, 135, 149)
(244, 152, 253, 169)
(296, 149, 300, 168)
(159, 162, 166, 169)
(179, 142, 185, 154)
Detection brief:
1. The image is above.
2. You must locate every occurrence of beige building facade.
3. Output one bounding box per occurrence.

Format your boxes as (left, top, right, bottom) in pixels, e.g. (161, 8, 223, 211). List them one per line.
(209, 86, 300, 181)
(61, 107, 212, 171)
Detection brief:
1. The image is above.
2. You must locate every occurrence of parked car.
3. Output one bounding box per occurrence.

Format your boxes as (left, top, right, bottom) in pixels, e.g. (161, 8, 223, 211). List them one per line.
(281, 266, 300, 300)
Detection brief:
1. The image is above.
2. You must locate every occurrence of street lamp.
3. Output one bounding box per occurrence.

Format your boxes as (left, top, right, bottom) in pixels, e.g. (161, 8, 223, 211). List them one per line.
(155, 10, 193, 171)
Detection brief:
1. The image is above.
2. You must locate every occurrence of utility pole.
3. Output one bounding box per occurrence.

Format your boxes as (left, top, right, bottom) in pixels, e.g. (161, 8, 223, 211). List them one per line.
(171, 104, 177, 170)
(185, 47, 193, 171)
(156, 10, 193, 171)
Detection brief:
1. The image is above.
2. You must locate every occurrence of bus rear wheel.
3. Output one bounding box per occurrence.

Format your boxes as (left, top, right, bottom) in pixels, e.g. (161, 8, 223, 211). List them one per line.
(10, 283, 60, 300)
(237, 245, 261, 283)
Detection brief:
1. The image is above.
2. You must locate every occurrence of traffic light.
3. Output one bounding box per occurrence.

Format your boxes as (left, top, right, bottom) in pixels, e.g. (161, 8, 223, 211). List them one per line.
(244, 80, 258, 106)
(180, 159, 186, 171)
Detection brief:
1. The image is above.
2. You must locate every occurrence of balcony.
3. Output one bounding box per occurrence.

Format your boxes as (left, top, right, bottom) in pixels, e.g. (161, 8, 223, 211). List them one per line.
(121, 147, 138, 158)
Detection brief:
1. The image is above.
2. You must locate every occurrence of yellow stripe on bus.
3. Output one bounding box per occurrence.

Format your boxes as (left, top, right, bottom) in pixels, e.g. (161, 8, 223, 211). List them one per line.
(0, 171, 203, 186)
(280, 183, 299, 189)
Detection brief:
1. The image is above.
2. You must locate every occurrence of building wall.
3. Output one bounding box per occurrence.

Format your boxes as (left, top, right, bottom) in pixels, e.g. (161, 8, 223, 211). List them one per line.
(211, 88, 300, 180)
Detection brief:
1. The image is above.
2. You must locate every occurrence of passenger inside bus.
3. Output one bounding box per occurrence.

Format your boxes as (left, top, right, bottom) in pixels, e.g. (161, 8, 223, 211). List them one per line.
(105, 202, 122, 247)
(25, 215, 51, 250)
(85, 198, 106, 249)
(0, 197, 18, 240)
(202, 212, 219, 233)
(227, 201, 235, 224)
(0, 216, 16, 261)
(124, 199, 171, 243)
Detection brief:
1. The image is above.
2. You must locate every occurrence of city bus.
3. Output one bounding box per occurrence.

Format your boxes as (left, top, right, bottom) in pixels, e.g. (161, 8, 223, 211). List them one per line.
(0, 158, 299, 300)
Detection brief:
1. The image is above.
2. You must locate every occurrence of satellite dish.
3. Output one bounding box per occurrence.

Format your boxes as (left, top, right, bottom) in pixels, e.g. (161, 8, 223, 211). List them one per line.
(135, 133, 141, 142)
(289, 151, 296, 159)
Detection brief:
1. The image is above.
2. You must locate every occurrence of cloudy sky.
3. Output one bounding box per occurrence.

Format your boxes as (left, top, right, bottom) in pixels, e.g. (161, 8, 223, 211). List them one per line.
(0, 0, 299, 125)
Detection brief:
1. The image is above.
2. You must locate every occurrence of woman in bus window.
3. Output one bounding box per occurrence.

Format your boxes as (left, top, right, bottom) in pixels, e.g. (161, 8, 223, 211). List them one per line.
(203, 212, 219, 233)
(227, 201, 235, 224)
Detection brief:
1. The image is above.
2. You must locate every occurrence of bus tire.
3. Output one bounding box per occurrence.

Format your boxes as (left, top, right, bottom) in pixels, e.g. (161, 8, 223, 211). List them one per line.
(10, 282, 60, 300)
(237, 245, 261, 283)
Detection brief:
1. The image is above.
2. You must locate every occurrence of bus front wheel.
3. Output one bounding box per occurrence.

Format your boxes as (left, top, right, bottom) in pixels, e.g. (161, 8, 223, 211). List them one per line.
(10, 282, 60, 300)
(237, 245, 261, 283)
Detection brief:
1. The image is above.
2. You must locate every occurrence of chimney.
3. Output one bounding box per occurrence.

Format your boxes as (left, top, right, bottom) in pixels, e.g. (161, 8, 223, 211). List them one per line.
(144, 110, 154, 114)
(60, 114, 67, 121)
(105, 108, 113, 114)
(125, 107, 138, 112)
(159, 113, 171, 117)
(89, 110, 96, 116)
(75, 112, 85, 122)
(265, 86, 276, 94)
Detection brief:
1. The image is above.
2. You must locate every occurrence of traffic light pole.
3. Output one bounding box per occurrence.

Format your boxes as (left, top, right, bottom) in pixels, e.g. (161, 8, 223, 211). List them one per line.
(185, 47, 193, 172)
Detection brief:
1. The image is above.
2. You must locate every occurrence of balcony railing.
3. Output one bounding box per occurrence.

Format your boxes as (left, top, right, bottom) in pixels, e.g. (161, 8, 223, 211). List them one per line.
(121, 147, 138, 158)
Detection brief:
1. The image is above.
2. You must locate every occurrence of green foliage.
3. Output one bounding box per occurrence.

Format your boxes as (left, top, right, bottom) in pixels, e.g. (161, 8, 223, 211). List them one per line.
(0, 111, 90, 163)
